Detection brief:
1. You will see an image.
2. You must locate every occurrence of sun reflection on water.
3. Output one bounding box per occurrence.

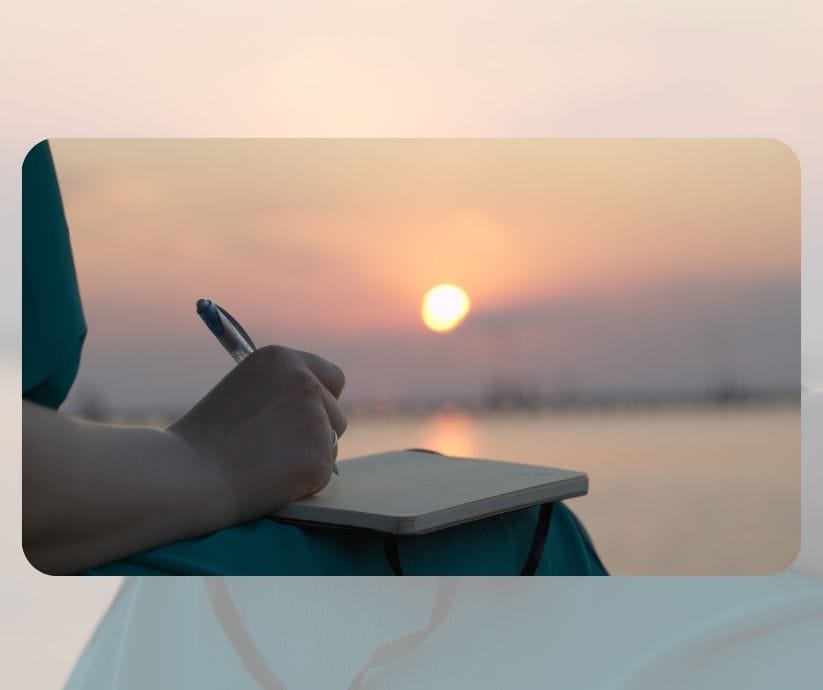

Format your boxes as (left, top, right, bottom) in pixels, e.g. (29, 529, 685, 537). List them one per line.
(418, 409, 479, 458)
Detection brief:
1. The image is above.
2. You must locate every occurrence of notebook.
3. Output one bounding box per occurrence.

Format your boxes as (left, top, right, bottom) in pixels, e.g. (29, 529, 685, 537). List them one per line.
(271, 450, 588, 535)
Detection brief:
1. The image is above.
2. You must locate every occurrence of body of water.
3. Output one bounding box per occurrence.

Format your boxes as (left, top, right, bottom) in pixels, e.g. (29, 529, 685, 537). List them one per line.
(336, 403, 799, 575)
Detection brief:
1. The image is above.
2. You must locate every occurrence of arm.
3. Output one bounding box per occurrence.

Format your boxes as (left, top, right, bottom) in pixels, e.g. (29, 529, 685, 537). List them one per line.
(23, 402, 230, 574)
(23, 345, 347, 575)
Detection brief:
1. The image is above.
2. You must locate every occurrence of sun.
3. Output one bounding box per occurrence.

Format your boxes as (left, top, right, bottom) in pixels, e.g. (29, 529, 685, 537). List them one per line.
(421, 284, 472, 333)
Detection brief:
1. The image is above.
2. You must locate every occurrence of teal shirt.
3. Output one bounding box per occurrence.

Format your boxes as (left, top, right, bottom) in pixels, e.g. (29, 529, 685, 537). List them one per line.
(22, 141, 86, 408)
(22, 142, 606, 576)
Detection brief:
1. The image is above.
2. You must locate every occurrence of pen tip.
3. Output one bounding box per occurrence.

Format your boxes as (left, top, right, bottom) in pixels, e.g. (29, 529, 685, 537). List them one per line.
(196, 299, 211, 313)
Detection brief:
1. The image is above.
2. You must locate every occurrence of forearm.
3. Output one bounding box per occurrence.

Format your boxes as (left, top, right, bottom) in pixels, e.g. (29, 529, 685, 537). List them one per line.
(22, 401, 238, 574)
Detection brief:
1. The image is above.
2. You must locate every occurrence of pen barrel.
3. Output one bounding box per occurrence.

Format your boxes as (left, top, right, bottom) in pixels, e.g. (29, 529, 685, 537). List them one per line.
(214, 330, 254, 362)
(213, 310, 255, 362)
(229, 347, 251, 364)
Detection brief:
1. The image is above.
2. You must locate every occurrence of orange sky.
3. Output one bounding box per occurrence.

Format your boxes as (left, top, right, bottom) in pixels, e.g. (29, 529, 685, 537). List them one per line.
(52, 139, 797, 340)
(47, 139, 798, 410)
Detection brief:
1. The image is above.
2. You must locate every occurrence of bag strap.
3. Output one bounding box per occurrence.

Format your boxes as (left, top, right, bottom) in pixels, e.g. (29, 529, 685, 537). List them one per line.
(205, 578, 286, 690)
(205, 577, 458, 690)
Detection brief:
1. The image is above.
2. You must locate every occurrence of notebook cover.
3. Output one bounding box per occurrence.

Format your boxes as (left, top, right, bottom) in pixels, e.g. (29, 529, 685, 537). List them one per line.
(271, 450, 588, 535)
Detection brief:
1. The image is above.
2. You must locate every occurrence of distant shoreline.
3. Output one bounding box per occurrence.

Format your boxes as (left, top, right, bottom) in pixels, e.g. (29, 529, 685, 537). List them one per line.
(79, 391, 800, 427)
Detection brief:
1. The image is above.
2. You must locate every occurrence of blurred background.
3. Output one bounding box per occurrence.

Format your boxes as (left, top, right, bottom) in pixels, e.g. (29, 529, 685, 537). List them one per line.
(51, 138, 799, 575)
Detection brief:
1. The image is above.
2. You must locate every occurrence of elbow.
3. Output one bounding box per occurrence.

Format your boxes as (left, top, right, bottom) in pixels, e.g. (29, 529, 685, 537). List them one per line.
(21, 537, 70, 576)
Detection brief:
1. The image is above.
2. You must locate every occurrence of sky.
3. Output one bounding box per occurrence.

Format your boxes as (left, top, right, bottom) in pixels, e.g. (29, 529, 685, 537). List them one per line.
(47, 139, 799, 414)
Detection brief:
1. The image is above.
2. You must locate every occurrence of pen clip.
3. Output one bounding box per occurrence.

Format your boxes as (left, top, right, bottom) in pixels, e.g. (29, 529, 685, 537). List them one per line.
(217, 304, 257, 351)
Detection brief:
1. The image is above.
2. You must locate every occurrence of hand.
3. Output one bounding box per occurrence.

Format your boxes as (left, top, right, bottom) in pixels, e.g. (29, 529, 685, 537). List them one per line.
(168, 345, 347, 524)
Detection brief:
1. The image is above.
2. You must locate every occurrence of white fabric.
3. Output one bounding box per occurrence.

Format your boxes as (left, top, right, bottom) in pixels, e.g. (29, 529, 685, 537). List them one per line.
(66, 574, 823, 690)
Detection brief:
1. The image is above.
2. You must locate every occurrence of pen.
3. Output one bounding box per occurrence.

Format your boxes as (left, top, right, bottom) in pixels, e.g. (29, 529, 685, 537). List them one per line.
(196, 298, 339, 475)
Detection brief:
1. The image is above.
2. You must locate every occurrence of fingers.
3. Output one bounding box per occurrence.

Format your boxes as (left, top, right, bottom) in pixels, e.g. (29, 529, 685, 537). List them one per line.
(308, 388, 342, 490)
(296, 349, 346, 399)
(319, 384, 347, 439)
(251, 345, 345, 398)
(248, 345, 347, 443)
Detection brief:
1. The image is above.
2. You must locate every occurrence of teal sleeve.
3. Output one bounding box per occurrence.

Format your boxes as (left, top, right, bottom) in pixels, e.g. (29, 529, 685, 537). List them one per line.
(22, 140, 87, 409)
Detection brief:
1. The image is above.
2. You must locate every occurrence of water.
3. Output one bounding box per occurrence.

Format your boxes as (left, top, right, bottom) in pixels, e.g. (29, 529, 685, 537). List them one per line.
(337, 403, 800, 575)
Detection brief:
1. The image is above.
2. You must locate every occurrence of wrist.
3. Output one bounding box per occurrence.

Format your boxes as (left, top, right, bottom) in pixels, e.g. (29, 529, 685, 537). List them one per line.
(158, 426, 242, 534)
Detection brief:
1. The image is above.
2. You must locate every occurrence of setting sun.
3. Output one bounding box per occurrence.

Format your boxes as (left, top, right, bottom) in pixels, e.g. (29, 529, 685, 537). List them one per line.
(421, 284, 472, 333)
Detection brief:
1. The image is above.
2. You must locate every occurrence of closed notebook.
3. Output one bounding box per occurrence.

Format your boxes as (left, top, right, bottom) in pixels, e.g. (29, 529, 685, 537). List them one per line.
(271, 450, 588, 535)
